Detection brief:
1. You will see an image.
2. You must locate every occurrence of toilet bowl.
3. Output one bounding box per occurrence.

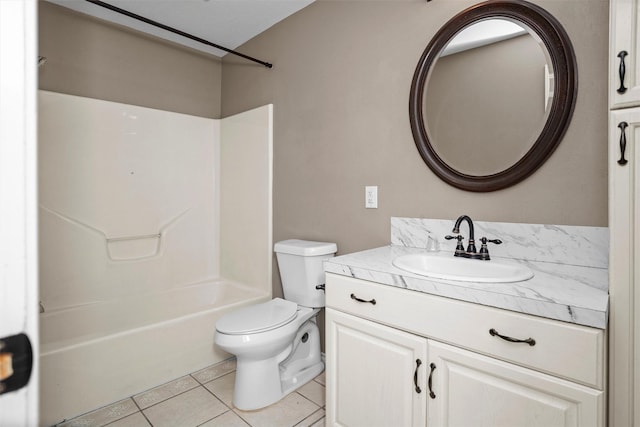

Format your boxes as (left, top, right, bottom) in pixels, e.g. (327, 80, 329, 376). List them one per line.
(214, 239, 336, 411)
(215, 298, 323, 410)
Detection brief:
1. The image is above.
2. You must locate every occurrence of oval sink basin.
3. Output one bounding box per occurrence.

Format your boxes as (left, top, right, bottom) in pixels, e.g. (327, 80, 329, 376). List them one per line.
(392, 254, 534, 283)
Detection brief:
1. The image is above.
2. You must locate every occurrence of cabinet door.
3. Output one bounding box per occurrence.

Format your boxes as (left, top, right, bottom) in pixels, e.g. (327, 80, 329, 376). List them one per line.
(609, 108, 640, 426)
(611, 0, 640, 108)
(325, 308, 427, 427)
(427, 340, 604, 427)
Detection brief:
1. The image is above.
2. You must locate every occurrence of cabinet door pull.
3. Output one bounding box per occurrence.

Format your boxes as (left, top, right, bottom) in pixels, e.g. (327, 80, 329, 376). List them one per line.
(350, 293, 376, 305)
(427, 362, 436, 399)
(618, 121, 629, 165)
(413, 359, 422, 393)
(489, 328, 536, 346)
(618, 50, 628, 94)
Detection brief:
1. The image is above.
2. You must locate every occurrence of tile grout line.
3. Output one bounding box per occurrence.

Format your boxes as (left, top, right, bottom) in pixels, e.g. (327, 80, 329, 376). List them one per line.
(130, 395, 155, 427)
(293, 406, 326, 427)
(142, 384, 232, 427)
(89, 399, 134, 427)
(194, 407, 237, 427)
(295, 390, 322, 409)
(198, 381, 236, 426)
(135, 381, 201, 411)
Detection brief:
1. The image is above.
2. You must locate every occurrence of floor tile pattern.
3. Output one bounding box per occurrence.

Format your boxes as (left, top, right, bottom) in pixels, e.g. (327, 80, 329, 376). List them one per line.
(57, 359, 326, 427)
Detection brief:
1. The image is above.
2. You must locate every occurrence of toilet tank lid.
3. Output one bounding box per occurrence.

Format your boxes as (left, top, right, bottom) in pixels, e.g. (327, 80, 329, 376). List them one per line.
(274, 239, 337, 256)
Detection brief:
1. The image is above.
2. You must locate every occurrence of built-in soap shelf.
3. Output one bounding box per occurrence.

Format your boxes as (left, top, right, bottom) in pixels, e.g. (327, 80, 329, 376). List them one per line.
(106, 233, 161, 261)
(39, 205, 192, 262)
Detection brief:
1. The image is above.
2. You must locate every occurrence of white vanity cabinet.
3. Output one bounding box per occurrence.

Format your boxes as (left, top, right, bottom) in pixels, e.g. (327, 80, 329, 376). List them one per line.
(325, 273, 605, 427)
(610, 0, 640, 109)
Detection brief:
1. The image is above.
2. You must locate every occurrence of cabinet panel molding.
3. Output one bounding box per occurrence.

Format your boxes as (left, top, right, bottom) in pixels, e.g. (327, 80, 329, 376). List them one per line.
(427, 340, 604, 427)
(610, 0, 640, 108)
(609, 108, 640, 426)
(326, 308, 427, 427)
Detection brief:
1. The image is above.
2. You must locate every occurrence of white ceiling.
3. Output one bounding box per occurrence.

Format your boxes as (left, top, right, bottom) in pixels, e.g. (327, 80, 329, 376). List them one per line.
(46, 0, 315, 59)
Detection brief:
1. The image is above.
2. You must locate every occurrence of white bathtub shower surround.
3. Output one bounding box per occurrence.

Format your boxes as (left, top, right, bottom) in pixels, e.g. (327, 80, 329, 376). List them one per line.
(324, 217, 609, 329)
(39, 91, 222, 309)
(38, 91, 273, 426)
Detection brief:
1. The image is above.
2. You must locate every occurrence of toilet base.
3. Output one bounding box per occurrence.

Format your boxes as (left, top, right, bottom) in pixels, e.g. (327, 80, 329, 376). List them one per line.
(232, 319, 323, 411)
(281, 320, 324, 396)
(282, 360, 324, 399)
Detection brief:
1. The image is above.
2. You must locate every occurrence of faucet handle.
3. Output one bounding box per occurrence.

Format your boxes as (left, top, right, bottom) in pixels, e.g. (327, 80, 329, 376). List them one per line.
(445, 235, 465, 256)
(484, 238, 502, 245)
(478, 237, 502, 260)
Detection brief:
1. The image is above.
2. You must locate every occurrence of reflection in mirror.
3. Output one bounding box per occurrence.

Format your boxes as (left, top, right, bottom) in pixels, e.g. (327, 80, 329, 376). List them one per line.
(425, 19, 552, 176)
(409, 0, 578, 192)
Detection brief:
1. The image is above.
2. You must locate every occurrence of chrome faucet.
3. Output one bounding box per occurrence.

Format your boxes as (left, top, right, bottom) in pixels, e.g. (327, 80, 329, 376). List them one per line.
(445, 215, 502, 260)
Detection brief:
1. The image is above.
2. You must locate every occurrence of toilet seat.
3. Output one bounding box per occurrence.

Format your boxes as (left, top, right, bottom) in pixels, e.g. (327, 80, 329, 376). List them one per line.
(216, 298, 298, 335)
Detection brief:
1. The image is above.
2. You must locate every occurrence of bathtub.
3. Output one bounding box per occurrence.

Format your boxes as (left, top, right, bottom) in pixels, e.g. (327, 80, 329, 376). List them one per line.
(39, 279, 269, 426)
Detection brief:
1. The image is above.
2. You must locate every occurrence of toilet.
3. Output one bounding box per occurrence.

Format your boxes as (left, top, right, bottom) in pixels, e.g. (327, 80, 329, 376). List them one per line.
(214, 239, 337, 411)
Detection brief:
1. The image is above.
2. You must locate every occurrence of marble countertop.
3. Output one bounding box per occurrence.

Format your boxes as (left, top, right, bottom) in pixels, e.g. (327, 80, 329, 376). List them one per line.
(324, 245, 609, 329)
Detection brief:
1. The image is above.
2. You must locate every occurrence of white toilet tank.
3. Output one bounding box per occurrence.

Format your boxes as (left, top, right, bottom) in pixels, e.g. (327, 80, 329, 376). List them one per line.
(274, 239, 337, 308)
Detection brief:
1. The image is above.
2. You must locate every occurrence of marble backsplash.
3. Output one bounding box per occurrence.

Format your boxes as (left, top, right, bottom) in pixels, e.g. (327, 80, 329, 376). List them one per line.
(391, 217, 609, 269)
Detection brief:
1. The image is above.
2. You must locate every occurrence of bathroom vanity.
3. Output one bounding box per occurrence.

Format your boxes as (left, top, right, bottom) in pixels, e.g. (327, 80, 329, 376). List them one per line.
(324, 218, 608, 427)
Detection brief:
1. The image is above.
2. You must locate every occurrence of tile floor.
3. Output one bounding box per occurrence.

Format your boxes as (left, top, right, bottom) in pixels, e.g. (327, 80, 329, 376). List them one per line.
(57, 359, 326, 427)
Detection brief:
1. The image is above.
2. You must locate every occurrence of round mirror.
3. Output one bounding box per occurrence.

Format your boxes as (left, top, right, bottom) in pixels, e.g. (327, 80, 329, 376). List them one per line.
(409, 0, 577, 192)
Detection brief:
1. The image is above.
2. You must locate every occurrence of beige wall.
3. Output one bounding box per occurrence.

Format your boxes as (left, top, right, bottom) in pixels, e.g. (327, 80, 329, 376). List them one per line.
(220, 0, 608, 303)
(38, 1, 222, 118)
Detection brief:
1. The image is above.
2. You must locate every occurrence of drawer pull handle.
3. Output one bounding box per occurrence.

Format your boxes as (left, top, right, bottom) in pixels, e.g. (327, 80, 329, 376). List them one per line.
(413, 359, 422, 393)
(618, 50, 628, 94)
(489, 328, 536, 346)
(350, 293, 376, 305)
(618, 121, 629, 166)
(427, 362, 436, 399)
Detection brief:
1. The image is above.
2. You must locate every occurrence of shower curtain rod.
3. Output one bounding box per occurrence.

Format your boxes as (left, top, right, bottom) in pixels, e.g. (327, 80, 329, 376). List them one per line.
(85, 0, 273, 68)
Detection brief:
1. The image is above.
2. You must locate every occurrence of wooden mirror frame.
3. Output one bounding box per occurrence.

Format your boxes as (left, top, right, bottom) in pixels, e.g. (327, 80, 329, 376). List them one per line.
(409, 0, 577, 192)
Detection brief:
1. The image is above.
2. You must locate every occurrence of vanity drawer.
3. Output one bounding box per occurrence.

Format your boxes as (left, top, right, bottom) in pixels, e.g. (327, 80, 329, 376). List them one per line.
(325, 273, 605, 389)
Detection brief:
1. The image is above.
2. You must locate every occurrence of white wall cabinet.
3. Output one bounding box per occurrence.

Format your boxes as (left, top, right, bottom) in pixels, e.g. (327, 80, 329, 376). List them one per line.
(609, 0, 640, 424)
(325, 273, 605, 427)
(610, 0, 640, 109)
(608, 108, 640, 426)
